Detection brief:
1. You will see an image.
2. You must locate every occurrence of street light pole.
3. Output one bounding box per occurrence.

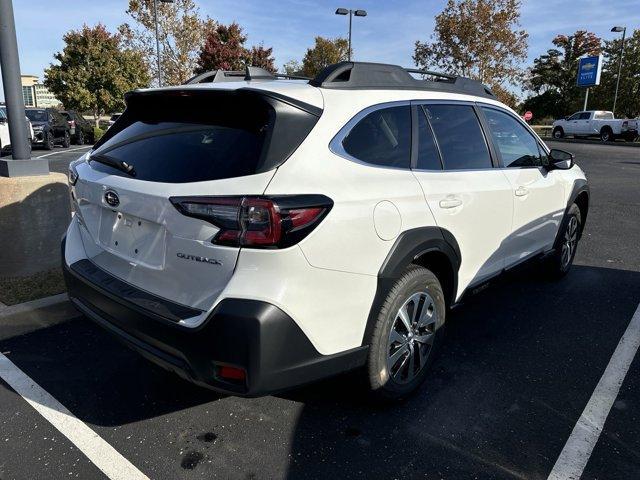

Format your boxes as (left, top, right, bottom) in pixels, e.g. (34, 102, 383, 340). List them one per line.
(154, 0, 162, 87)
(335, 8, 367, 62)
(348, 10, 352, 61)
(0, 0, 30, 161)
(0, 0, 48, 176)
(611, 26, 626, 117)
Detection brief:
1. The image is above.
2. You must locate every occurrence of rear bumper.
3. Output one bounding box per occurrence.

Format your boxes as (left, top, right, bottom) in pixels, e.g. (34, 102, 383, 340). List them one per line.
(62, 237, 367, 396)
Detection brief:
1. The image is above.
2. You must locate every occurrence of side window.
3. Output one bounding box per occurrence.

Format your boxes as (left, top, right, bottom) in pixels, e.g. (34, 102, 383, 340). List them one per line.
(416, 107, 442, 170)
(579, 112, 591, 120)
(424, 104, 492, 170)
(567, 113, 581, 121)
(481, 107, 542, 168)
(342, 105, 411, 169)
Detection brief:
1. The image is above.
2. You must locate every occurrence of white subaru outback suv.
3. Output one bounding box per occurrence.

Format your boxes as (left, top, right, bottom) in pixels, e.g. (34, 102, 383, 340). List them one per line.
(63, 62, 589, 399)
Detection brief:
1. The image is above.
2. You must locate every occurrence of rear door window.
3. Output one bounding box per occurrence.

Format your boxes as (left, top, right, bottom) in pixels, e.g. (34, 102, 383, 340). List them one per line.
(342, 105, 411, 169)
(424, 104, 492, 170)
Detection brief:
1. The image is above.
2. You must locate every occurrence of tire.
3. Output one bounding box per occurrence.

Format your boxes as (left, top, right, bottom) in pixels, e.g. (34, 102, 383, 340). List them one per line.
(44, 132, 54, 150)
(552, 127, 564, 139)
(600, 128, 613, 142)
(62, 131, 71, 148)
(546, 203, 581, 278)
(77, 130, 84, 145)
(367, 265, 446, 400)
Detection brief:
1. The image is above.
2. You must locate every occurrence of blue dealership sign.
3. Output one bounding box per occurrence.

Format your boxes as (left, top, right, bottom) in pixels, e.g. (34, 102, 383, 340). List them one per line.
(577, 55, 603, 87)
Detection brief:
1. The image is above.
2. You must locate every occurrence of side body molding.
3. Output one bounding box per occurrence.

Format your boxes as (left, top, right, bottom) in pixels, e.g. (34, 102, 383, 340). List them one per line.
(361, 227, 461, 346)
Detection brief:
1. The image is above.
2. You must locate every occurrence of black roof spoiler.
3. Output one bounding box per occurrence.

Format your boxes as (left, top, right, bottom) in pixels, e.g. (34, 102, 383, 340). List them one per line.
(309, 61, 496, 99)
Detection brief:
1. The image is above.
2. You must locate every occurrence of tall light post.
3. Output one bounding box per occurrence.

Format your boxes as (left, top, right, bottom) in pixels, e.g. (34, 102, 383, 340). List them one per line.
(0, 0, 48, 176)
(611, 26, 626, 117)
(335, 8, 367, 61)
(154, 0, 174, 87)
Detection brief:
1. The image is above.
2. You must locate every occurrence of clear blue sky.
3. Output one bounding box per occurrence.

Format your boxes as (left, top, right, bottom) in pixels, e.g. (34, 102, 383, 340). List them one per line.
(1, 0, 639, 101)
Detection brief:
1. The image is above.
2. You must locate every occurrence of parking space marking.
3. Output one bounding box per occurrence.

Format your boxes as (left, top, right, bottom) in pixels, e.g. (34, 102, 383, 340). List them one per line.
(548, 302, 640, 480)
(0, 353, 149, 480)
(35, 146, 91, 158)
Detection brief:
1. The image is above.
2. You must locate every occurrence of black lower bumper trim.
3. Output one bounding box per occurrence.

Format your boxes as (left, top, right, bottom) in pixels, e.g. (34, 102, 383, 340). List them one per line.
(62, 242, 368, 396)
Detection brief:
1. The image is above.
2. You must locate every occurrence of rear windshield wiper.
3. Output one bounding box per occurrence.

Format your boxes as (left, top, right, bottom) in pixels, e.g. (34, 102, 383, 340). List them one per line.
(90, 153, 136, 177)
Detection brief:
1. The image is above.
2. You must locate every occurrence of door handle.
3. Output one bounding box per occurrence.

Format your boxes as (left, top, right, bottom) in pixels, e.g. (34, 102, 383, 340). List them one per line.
(515, 186, 529, 197)
(439, 197, 462, 209)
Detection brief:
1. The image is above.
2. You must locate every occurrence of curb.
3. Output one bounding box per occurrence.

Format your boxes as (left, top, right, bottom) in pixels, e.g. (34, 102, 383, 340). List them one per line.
(543, 137, 640, 148)
(0, 293, 82, 341)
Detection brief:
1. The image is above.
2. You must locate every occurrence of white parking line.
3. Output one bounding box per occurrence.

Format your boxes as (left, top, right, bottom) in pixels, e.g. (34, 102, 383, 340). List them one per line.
(0, 353, 149, 480)
(548, 302, 640, 480)
(35, 146, 91, 158)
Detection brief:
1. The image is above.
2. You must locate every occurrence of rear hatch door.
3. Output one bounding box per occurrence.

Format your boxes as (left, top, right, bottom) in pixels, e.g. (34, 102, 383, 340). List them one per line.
(72, 88, 320, 314)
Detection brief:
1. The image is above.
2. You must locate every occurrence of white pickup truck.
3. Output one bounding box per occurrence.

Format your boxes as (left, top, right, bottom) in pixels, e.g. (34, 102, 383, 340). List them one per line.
(552, 110, 639, 142)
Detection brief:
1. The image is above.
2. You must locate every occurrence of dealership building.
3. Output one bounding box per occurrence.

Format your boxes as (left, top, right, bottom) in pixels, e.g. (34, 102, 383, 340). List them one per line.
(21, 75, 60, 108)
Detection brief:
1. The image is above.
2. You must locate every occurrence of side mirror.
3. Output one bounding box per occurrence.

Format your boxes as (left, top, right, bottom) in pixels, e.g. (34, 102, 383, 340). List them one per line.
(549, 149, 574, 170)
(564, 116, 568, 120)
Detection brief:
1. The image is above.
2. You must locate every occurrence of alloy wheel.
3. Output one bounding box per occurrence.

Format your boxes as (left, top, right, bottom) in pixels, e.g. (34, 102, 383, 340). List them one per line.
(561, 216, 578, 268)
(387, 290, 437, 384)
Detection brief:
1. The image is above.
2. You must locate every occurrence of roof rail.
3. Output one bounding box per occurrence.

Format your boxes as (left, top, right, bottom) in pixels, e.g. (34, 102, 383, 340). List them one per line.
(184, 66, 311, 85)
(309, 61, 495, 99)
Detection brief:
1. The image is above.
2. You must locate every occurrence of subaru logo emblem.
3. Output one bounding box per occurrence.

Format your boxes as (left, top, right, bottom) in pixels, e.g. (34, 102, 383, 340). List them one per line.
(104, 190, 120, 207)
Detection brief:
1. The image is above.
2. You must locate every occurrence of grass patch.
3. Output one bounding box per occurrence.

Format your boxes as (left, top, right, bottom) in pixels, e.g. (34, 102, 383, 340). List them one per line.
(0, 267, 66, 306)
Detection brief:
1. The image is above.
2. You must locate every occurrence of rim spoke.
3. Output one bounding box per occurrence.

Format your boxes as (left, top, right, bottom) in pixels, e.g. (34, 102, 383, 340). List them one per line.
(414, 332, 434, 345)
(389, 344, 408, 370)
(407, 343, 416, 379)
(389, 328, 406, 345)
(393, 348, 411, 380)
(417, 300, 435, 328)
(398, 305, 412, 332)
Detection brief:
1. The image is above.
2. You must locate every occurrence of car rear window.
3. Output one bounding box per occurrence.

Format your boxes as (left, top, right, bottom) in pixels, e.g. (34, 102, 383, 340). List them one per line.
(26, 110, 48, 122)
(91, 90, 320, 183)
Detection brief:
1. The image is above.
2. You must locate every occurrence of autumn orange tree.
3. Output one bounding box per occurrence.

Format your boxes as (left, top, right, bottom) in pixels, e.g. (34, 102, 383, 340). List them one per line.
(413, 0, 528, 107)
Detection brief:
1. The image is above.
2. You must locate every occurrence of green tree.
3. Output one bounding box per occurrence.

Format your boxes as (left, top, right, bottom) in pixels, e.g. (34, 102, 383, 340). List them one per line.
(282, 60, 303, 76)
(44, 24, 149, 127)
(592, 29, 640, 118)
(301, 37, 349, 77)
(119, 0, 215, 86)
(413, 0, 528, 107)
(195, 22, 276, 74)
(523, 30, 601, 118)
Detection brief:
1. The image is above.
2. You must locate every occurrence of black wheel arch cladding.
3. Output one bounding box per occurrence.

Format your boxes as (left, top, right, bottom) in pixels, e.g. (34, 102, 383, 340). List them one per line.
(554, 179, 589, 249)
(362, 226, 461, 346)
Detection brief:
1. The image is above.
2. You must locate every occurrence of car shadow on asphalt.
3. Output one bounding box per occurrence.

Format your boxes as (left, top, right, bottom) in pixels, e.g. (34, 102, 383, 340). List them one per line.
(1, 263, 639, 479)
(278, 263, 640, 479)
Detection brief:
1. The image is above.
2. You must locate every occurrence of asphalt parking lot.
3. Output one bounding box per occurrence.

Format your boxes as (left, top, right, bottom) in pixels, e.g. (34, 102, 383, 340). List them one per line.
(1, 141, 639, 479)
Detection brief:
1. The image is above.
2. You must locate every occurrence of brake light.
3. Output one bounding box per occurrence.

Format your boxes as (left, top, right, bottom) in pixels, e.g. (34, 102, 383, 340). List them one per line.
(170, 195, 332, 248)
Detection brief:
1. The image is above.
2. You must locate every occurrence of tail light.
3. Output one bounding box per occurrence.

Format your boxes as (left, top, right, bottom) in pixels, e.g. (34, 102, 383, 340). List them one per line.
(170, 195, 332, 248)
